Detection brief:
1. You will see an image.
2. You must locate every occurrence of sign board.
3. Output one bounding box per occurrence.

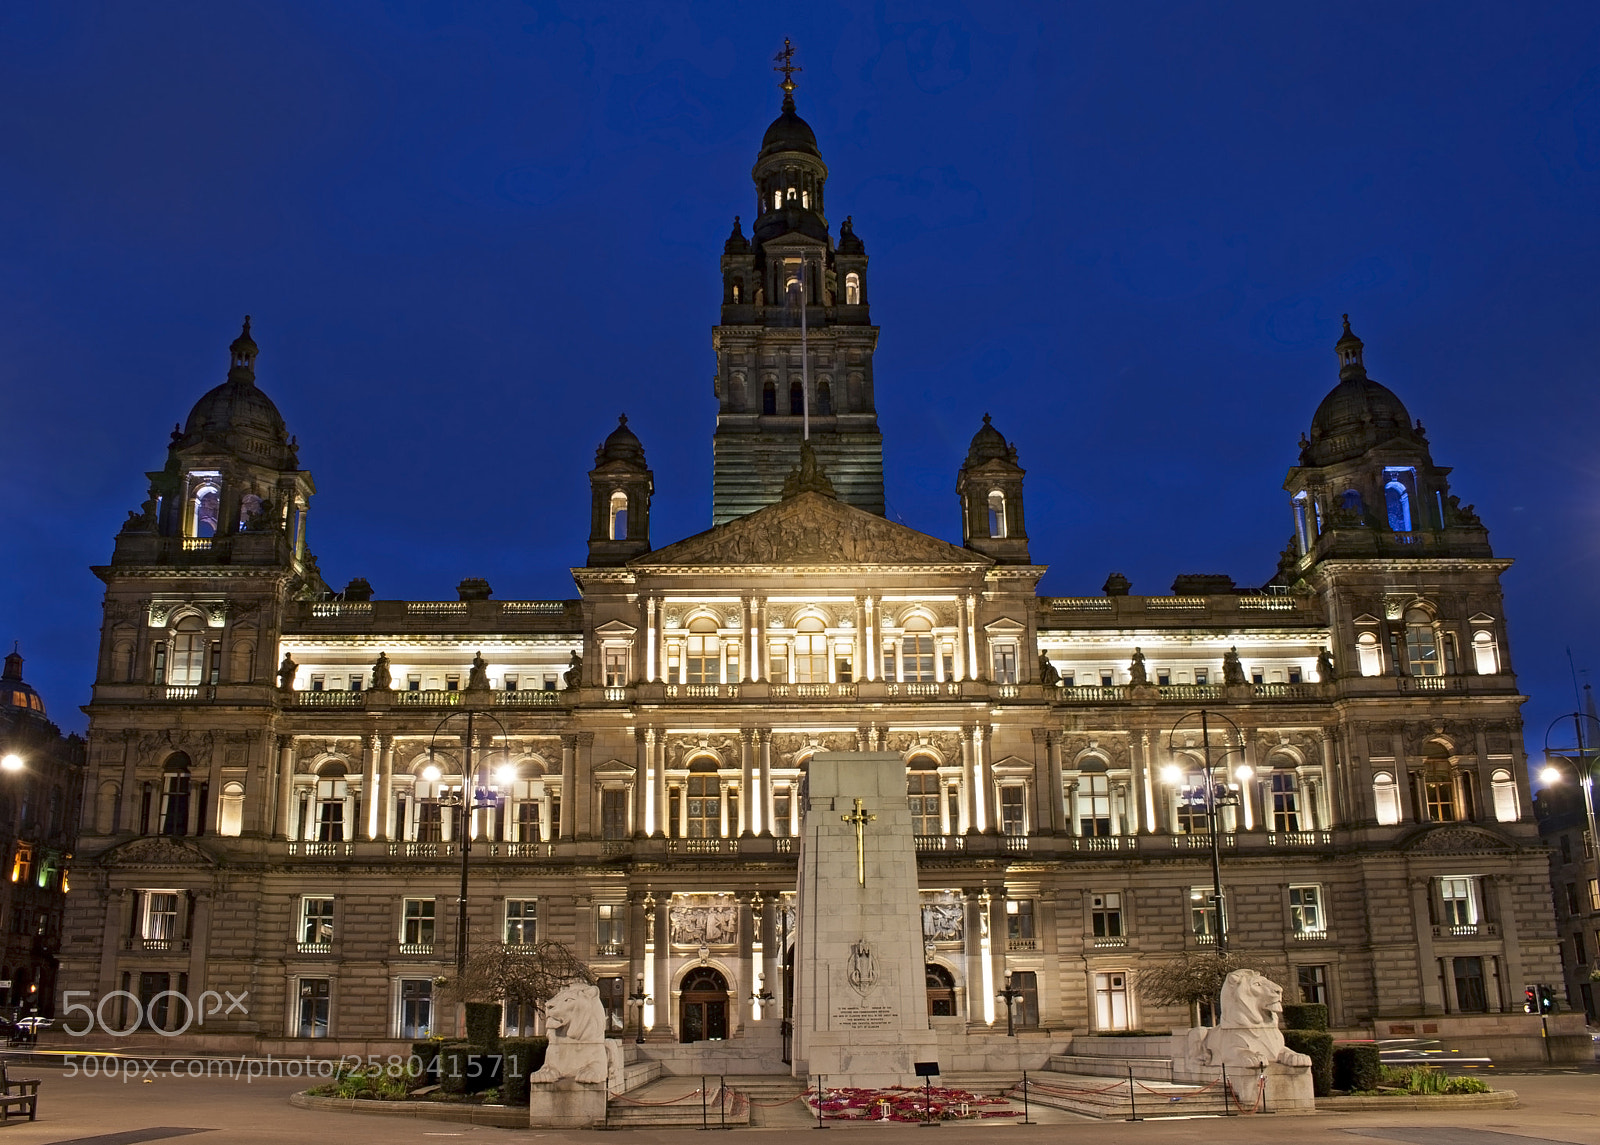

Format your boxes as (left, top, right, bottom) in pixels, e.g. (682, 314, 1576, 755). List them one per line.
(913, 1061, 940, 1078)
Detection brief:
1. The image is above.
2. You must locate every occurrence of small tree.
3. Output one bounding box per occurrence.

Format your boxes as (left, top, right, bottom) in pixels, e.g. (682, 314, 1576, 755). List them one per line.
(1136, 952, 1286, 1027)
(436, 940, 595, 1015)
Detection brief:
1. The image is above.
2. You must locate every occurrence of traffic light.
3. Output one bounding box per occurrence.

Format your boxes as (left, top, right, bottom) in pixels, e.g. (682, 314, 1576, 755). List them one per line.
(1538, 984, 1558, 1014)
(1525, 986, 1538, 1014)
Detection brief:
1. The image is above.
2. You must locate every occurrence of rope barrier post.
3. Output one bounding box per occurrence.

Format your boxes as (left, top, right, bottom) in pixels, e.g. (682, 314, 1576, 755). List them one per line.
(1259, 1066, 1269, 1114)
(1221, 1064, 1231, 1115)
(719, 1075, 727, 1129)
(1021, 1069, 1031, 1124)
(1125, 1065, 1140, 1122)
(701, 1074, 708, 1131)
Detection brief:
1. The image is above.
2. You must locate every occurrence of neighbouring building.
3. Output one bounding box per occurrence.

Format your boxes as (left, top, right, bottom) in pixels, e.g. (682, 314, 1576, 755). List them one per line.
(0, 648, 84, 1020)
(61, 76, 1573, 1059)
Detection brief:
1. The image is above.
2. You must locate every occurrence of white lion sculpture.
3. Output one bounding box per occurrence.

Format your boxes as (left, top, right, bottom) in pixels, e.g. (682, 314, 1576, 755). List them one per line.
(529, 981, 611, 1085)
(1185, 969, 1312, 1070)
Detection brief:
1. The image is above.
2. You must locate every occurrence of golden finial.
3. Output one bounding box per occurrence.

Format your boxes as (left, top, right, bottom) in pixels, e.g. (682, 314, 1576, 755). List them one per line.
(773, 38, 801, 98)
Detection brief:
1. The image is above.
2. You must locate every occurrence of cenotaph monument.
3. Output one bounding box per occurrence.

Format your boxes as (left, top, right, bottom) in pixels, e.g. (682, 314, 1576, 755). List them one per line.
(791, 752, 939, 1086)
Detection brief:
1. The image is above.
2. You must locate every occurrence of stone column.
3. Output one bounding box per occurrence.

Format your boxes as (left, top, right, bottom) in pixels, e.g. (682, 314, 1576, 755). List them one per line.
(362, 735, 381, 840)
(756, 598, 769, 682)
(1393, 730, 1417, 823)
(677, 780, 689, 839)
(1319, 733, 1338, 827)
(1410, 878, 1444, 1015)
(646, 596, 657, 682)
(1141, 731, 1159, 834)
(1128, 732, 1148, 834)
(634, 729, 648, 837)
(1492, 876, 1523, 1012)
(959, 729, 975, 834)
(759, 731, 774, 836)
(377, 736, 395, 841)
(977, 725, 994, 833)
(739, 731, 755, 836)
(864, 596, 877, 681)
(274, 736, 294, 839)
(559, 735, 576, 840)
(650, 729, 666, 838)
(575, 733, 594, 840)
(115, 729, 137, 834)
(965, 594, 980, 681)
(1067, 779, 1082, 837)
(719, 779, 730, 838)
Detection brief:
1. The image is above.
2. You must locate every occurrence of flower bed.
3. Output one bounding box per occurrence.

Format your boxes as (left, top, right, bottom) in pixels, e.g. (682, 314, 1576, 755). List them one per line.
(806, 1085, 1020, 1122)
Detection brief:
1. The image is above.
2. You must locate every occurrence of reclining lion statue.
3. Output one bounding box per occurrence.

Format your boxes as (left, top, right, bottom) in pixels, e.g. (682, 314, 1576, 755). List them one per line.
(529, 981, 611, 1085)
(1184, 968, 1312, 1070)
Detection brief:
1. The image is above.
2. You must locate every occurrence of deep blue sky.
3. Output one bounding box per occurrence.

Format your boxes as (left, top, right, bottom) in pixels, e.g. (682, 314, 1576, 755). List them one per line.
(4, 2, 1599, 754)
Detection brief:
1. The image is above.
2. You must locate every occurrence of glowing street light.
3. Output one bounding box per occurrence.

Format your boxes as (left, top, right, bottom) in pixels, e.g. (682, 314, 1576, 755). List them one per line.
(0, 754, 22, 773)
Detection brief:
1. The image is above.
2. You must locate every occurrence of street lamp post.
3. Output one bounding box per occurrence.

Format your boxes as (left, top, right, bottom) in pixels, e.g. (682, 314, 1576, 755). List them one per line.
(1542, 711, 1600, 879)
(629, 974, 651, 1044)
(996, 973, 1022, 1037)
(422, 709, 512, 982)
(1160, 710, 1252, 956)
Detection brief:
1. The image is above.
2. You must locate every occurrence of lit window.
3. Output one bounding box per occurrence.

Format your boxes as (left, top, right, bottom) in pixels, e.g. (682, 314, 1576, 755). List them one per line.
(1289, 885, 1324, 935)
(604, 650, 627, 688)
(908, 767, 942, 834)
(1005, 898, 1034, 940)
(1373, 771, 1401, 825)
(1093, 971, 1130, 1030)
(398, 979, 432, 1038)
(686, 618, 721, 684)
(170, 617, 207, 687)
(901, 617, 934, 682)
(1404, 608, 1440, 676)
(1472, 629, 1498, 674)
(608, 491, 629, 540)
(402, 898, 435, 947)
(596, 903, 623, 951)
(1091, 892, 1123, 938)
(1357, 632, 1382, 676)
(1490, 769, 1518, 823)
(1190, 886, 1222, 939)
(987, 490, 1006, 538)
(993, 644, 1017, 684)
(300, 897, 334, 949)
(1078, 773, 1111, 836)
(298, 978, 331, 1038)
(844, 272, 861, 305)
(1384, 468, 1415, 532)
(143, 891, 180, 941)
(505, 899, 537, 946)
(1439, 877, 1478, 927)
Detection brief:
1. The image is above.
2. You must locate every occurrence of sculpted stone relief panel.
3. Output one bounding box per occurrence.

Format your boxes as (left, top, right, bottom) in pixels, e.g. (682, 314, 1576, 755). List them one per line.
(770, 732, 858, 767)
(668, 895, 739, 946)
(665, 735, 743, 768)
(1060, 735, 1129, 770)
(921, 891, 964, 941)
(882, 730, 962, 763)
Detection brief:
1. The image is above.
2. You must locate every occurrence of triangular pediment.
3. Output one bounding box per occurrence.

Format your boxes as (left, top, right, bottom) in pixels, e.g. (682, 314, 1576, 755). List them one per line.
(98, 836, 219, 869)
(633, 492, 987, 568)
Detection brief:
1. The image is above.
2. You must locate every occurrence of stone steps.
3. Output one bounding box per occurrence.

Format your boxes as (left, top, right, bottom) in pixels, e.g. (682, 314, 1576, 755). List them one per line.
(605, 1077, 750, 1128)
(926, 1071, 1023, 1095)
(1027, 1070, 1235, 1120)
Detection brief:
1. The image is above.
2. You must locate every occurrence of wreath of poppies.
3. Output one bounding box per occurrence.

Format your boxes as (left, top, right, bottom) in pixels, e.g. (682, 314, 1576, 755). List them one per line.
(806, 1084, 1021, 1122)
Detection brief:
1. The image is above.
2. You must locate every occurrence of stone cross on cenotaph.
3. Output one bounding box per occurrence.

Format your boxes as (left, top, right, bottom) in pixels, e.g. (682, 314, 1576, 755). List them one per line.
(791, 753, 938, 1086)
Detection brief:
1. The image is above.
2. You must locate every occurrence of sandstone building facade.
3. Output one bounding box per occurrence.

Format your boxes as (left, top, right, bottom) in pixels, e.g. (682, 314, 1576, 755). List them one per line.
(62, 87, 1562, 1054)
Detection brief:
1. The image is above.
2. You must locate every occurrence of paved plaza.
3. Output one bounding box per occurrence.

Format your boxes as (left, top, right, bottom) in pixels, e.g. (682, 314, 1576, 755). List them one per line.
(0, 1061, 1593, 1145)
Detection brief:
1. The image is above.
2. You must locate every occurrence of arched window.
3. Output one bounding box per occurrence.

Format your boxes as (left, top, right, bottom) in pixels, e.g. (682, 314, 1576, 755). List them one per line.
(316, 764, 349, 842)
(907, 762, 942, 835)
(731, 280, 742, 304)
(901, 616, 935, 683)
(987, 490, 1007, 538)
(685, 617, 720, 685)
(1385, 477, 1412, 531)
(1419, 748, 1455, 822)
(816, 380, 832, 415)
(790, 381, 804, 416)
(1340, 489, 1364, 516)
(685, 759, 720, 838)
(926, 964, 957, 1016)
(794, 617, 827, 683)
(1078, 770, 1111, 836)
(762, 380, 777, 415)
(169, 616, 207, 687)
(218, 781, 245, 836)
(1472, 630, 1498, 674)
(1271, 772, 1300, 832)
(237, 493, 263, 529)
(786, 186, 797, 202)
(772, 190, 782, 210)
(1292, 492, 1311, 554)
(1356, 631, 1382, 677)
(1175, 765, 1210, 834)
(192, 483, 220, 537)
(608, 491, 629, 541)
(160, 754, 191, 836)
(845, 272, 861, 305)
(1404, 608, 1440, 676)
(1490, 768, 1519, 823)
(229, 640, 254, 684)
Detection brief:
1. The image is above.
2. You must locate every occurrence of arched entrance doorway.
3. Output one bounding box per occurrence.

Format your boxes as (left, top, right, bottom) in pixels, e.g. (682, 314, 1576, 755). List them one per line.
(926, 964, 957, 1016)
(679, 967, 729, 1043)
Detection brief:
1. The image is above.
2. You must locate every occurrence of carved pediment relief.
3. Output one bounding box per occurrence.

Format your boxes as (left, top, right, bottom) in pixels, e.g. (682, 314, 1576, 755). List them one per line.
(1402, 826, 1514, 854)
(99, 836, 218, 869)
(595, 619, 638, 637)
(633, 492, 986, 568)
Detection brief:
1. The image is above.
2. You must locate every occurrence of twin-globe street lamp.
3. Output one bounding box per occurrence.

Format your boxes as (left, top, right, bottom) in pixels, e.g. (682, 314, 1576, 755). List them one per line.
(1158, 710, 1252, 957)
(1540, 711, 1600, 890)
(420, 710, 513, 982)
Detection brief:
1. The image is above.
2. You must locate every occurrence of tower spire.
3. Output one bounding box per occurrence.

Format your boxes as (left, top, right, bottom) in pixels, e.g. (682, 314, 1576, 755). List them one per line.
(773, 37, 801, 110)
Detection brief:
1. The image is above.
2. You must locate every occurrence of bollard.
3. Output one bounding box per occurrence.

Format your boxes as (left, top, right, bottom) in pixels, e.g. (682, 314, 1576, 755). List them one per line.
(1126, 1064, 1140, 1122)
(701, 1074, 709, 1131)
(1259, 1066, 1269, 1115)
(813, 1074, 829, 1130)
(1021, 1069, 1031, 1124)
(719, 1074, 727, 1129)
(1222, 1064, 1232, 1115)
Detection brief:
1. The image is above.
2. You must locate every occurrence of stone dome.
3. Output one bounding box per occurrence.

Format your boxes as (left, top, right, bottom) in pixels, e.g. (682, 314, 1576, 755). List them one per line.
(596, 415, 647, 466)
(179, 318, 292, 460)
(1, 648, 45, 718)
(964, 414, 1012, 467)
(1302, 317, 1419, 467)
(759, 98, 819, 160)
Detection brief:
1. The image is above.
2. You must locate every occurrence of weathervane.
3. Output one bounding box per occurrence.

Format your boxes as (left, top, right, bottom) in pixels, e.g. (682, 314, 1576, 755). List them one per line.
(773, 38, 801, 97)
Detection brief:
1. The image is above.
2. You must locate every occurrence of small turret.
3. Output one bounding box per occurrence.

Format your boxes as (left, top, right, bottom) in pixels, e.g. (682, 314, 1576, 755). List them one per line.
(957, 414, 1030, 563)
(588, 415, 654, 566)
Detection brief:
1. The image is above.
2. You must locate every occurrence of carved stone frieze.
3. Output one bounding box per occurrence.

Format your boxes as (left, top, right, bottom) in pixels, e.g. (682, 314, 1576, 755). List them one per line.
(882, 730, 961, 763)
(921, 891, 964, 941)
(668, 895, 739, 946)
(1404, 826, 1514, 853)
(100, 836, 216, 868)
(1061, 734, 1129, 770)
(770, 731, 857, 767)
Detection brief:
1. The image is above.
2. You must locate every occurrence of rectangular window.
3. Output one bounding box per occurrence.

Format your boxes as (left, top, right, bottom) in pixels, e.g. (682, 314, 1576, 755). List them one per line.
(881, 645, 896, 681)
(1588, 878, 1600, 912)
(1251, 669, 1264, 685)
(1099, 671, 1113, 687)
(1091, 893, 1123, 939)
(1093, 971, 1130, 1031)
(992, 645, 1017, 685)
(407, 674, 421, 692)
(1288, 666, 1303, 684)
(1577, 932, 1589, 965)
(1289, 885, 1324, 935)
(504, 674, 519, 691)
(298, 978, 331, 1038)
(143, 891, 180, 941)
(1297, 964, 1329, 1005)
(726, 644, 741, 681)
(773, 789, 792, 837)
(598, 976, 625, 1033)
(399, 979, 432, 1039)
(505, 899, 536, 946)
(596, 903, 623, 953)
(1007, 970, 1040, 1028)
(1062, 671, 1076, 687)
(349, 674, 363, 691)
(1452, 956, 1488, 1012)
(601, 789, 629, 840)
(1194, 669, 1209, 686)
(769, 644, 789, 684)
(1156, 670, 1170, 686)
(544, 675, 557, 691)
(903, 636, 935, 682)
(1190, 886, 1222, 940)
(445, 674, 460, 692)
(300, 896, 334, 949)
(516, 800, 541, 844)
(1005, 899, 1035, 942)
(310, 674, 325, 692)
(402, 898, 435, 948)
(416, 801, 442, 843)
(1439, 877, 1478, 928)
(836, 654, 853, 683)
(998, 786, 1026, 835)
(1567, 883, 1582, 915)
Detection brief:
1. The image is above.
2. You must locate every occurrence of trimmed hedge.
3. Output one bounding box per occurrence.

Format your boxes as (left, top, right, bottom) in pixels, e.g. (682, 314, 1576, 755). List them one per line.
(435, 1040, 473, 1094)
(465, 1002, 503, 1049)
(1283, 1030, 1334, 1097)
(1281, 1003, 1328, 1032)
(410, 1041, 441, 1090)
(500, 1037, 549, 1107)
(1333, 1044, 1382, 1093)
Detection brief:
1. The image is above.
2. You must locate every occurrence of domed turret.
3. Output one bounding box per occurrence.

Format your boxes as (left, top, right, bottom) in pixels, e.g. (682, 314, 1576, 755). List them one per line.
(964, 413, 1013, 467)
(596, 414, 647, 467)
(1301, 316, 1420, 468)
(958, 415, 1029, 564)
(589, 415, 653, 566)
(758, 96, 819, 161)
(1, 647, 45, 718)
(177, 316, 294, 468)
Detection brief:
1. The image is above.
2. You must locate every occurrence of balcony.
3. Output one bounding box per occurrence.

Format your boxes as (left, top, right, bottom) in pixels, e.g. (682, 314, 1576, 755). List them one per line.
(1291, 928, 1330, 943)
(596, 942, 625, 957)
(1006, 937, 1038, 952)
(296, 942, 333, 955)
(1267, 831, 1334, 847)
(1169, 833, 1236, 850)
(1091, 935, 1129, 948)
(915, 834, 966, 852)
(1003, 835, 1030, 852)
(398, 943, 436, 956)
(666, 838, 739, 855)
(296, 689, 364, 708)
(123, 936, 190, 953)
(1433, 922, 1498, 939)
(287, 841, 354, 857)
(1069, 835, 1136, 852)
